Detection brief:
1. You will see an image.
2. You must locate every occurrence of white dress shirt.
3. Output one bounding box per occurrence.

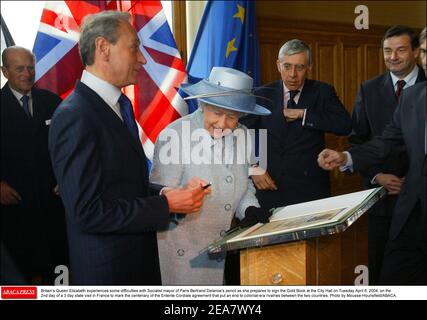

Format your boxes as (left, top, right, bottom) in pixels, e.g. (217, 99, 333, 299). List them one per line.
(282, 82, 308, 124)
(390, 65, 419, 92)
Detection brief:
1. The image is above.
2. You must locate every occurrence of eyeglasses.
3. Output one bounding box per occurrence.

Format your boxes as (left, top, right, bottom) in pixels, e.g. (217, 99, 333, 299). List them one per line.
(280, 63, 307, 72)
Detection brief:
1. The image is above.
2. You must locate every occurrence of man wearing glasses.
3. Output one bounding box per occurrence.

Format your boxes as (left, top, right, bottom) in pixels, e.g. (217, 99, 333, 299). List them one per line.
(241, 39, 351, 210)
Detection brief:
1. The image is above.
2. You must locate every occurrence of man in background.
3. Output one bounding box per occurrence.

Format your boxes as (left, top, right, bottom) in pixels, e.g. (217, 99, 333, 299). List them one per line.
(318, 78, 426, 284)
(241, 39, 352, 210)
(349, 25, 425, 284)
(1, 46, 68, 284)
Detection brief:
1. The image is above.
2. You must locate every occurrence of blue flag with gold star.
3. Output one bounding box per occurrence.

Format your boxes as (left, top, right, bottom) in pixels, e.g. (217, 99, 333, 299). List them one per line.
(186, 0, 261, 112)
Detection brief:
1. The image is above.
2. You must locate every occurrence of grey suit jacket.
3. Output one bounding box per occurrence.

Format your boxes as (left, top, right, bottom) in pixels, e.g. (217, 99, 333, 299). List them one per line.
(350, 82, 426, 240)
(150, 109, 259, 285)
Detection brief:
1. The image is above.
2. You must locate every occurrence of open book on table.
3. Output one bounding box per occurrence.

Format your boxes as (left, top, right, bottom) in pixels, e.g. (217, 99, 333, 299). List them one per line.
(208, 187, 385, 256)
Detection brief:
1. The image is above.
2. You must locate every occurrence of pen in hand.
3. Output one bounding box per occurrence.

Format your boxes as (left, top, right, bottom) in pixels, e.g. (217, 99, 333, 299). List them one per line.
(202, 182, 212, 190)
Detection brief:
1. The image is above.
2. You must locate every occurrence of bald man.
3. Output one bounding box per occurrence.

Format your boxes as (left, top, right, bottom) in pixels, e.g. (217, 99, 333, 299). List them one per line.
(1, 46, 68, 284)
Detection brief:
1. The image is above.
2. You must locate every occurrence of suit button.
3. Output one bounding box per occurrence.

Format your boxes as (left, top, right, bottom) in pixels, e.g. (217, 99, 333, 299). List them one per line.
(224, 204, 231, 211)
(303, 171, 308, 176)
(177, 249, 184, 256)
(226, 176, 233, 183)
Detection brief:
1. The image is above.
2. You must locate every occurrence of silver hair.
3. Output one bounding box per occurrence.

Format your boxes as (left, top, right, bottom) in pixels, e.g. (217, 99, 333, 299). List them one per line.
(198, 100, 208, 109)
(79, 10, 131, 66)
(277, 39, 312, 65)
(420, 27, 427, 43)
(1, 46, 35, 67)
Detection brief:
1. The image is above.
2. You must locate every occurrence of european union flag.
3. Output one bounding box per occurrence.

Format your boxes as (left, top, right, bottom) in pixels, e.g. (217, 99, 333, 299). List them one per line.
(186, 0, 261, 112)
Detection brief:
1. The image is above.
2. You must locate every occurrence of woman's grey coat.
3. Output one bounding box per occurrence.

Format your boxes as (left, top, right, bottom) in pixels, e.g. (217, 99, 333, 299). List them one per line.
(150, 109, 259, 285)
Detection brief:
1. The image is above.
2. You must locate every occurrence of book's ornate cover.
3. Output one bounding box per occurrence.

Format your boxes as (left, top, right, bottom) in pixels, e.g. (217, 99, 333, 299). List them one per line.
(208, 187, 385, 257)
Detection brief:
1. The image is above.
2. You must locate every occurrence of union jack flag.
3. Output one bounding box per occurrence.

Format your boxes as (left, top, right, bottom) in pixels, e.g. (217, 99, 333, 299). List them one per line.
(33, 0, 187, 159)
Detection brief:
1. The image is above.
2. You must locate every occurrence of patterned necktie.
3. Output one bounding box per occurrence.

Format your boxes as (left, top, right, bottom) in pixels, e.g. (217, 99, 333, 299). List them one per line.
(287, 90, 300, 108)
(20, 95, 31, 117)
(118, 94, 139, 141)
(395, 80, 406, 99)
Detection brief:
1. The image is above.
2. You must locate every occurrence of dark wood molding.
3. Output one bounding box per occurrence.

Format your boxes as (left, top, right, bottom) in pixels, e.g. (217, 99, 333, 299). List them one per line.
(172, 1, 187, 65)
(257, 16, 391, 40)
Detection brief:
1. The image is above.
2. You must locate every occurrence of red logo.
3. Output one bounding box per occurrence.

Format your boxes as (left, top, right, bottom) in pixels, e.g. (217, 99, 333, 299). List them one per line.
(1, 286, 37, 299)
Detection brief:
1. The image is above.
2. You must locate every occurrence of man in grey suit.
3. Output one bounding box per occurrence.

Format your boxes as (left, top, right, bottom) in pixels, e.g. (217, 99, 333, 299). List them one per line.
(318, 81, 426, 284)
(48, 11, 209, 285)
(349, 25, 425, 284)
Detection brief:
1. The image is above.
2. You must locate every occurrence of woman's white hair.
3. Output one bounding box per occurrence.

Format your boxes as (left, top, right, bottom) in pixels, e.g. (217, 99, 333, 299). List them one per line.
(197, 101, 247, 118)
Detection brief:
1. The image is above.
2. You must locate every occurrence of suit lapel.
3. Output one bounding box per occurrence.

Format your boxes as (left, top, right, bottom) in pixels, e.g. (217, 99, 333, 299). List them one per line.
(75, 82, 147, 162)
(381, 73, 399, 112)
(381, 69, 425, 116)
(31, 89, 50, 134)
(297, 79, 316, 112)
(3, 84, 32, 121)
(280, 79, 315, 144)
(268, 81, 286, 136)
(401, 68, 425, 150)
(415, 67, 427, 83)
(414, 89, 426, 157)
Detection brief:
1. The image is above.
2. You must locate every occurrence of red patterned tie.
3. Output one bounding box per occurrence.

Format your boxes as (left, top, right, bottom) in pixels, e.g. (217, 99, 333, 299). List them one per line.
(395, 80, 406, 99)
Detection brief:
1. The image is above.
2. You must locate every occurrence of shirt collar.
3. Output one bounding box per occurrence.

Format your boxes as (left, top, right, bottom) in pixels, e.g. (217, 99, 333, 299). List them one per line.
(283, 82, 304, 95)
(8, 84, 32, 102)
(390, 65, 419, 88)
(81, 70, 122, 107)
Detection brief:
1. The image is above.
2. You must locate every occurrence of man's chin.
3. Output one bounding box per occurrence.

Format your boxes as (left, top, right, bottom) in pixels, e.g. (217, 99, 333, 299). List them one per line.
(285, 83, 300, 90)
(386, 63, 403, 72)
(18, 86, 33, 93)
(387, 65, 408, 74)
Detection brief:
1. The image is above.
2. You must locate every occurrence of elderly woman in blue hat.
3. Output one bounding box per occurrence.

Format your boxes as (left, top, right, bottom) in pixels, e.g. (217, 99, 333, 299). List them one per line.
(150, 67, 271, 285)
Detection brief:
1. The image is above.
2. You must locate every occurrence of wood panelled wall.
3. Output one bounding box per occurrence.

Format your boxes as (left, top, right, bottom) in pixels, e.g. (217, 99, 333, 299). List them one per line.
(257, 17, 390, 195)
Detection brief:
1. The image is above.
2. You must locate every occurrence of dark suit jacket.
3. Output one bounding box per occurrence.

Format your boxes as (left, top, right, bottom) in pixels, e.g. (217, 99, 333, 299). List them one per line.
(48, 81, 170, 285)
(241, 79, 352, 209)
(349, 67, 425, 184)
(1, 83, 67, 279)
(350, 82, 426, 240)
